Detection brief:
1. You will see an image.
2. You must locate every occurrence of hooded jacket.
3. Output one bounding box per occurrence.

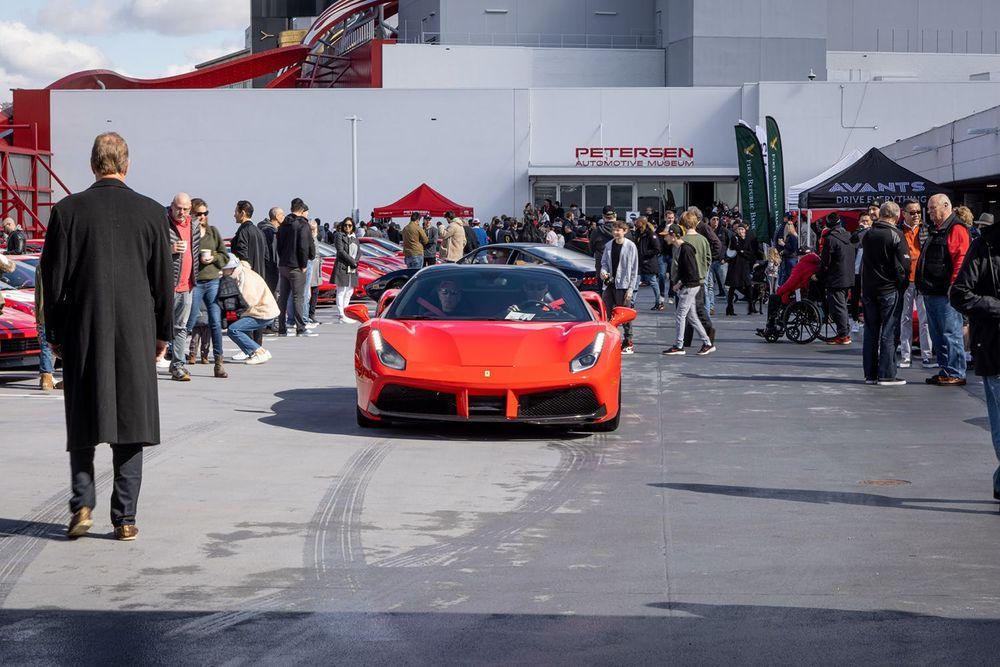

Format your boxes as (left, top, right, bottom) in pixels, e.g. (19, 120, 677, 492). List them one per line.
(819, 225, 856, 290)
(232, 260, 280, 321)
(950, 223, 1000, 376)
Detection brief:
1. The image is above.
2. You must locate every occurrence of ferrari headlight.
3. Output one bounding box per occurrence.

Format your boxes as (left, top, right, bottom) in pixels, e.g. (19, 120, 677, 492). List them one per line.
(570, 332, 605, 373)
(371, 330, 406, 370)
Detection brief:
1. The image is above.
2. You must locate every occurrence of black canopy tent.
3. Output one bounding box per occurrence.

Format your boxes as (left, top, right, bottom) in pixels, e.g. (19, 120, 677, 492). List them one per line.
(797, 147, 950, 210)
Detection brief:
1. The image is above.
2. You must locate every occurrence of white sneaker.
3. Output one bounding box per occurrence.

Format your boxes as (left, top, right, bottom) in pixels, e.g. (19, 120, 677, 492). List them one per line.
(263, 349, 272, 361)
(898, 359, 911, 368)
(305, 322, 320, 330)
(232, 352, 249, 362)
(877, 378, 907, 386)
(921, 358, 938, 369)
(246, 350, 269, 365)
(156, 358, 170, 370)
(851, 321, 860, 333)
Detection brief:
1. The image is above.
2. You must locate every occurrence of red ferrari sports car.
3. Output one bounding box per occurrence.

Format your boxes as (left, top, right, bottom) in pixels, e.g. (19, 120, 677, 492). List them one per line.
(0, 295, 40, 368)
(347, 264, 635, 431)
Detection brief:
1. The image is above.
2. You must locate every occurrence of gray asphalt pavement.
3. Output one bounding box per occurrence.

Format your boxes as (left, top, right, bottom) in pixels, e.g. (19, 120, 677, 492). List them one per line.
(1, 296, 999, 665)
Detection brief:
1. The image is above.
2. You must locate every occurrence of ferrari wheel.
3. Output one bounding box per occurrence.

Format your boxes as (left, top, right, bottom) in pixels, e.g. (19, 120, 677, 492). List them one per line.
(356, 405, 378, 428)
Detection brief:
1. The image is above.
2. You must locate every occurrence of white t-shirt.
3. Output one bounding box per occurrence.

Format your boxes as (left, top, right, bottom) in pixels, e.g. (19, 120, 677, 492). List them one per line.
(545, 230, 559, 246)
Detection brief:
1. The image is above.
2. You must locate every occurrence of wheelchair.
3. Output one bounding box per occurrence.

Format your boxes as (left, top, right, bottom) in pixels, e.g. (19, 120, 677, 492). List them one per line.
(757, 286, 838, 345)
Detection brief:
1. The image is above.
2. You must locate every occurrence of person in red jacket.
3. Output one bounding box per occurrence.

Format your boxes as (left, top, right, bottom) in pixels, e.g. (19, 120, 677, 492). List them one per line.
(755, 252, 820, 339)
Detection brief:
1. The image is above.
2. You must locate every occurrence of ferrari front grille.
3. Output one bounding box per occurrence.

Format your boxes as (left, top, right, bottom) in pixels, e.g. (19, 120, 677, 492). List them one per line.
(0, 337, 39, 354)
(517, 387, 600, 418)
(376, 384, 457, 416)
(469, 395, 506, 416)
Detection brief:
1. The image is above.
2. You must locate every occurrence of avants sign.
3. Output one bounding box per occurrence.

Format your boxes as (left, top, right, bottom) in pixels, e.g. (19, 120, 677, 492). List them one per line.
(575, 146, 695, 168)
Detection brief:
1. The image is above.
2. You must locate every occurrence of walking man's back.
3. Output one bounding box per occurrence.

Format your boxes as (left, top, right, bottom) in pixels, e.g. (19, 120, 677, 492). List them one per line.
(40, 132, 173, 541)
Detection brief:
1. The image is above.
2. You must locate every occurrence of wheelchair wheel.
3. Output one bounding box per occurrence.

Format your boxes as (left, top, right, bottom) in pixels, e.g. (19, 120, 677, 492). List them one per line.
(815, 306, 839, 342)
(783, 301, 821, 344)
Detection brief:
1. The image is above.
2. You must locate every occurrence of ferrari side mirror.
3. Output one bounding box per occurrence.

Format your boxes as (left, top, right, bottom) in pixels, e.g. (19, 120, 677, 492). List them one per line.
(609, 307, 636, 328)
(345, 304, 371, 323)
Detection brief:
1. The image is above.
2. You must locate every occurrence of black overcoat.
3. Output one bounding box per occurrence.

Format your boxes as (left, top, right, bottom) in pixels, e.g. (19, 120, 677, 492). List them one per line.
(40, 179, 173, 451)
(725, 235, 757, 290)
(231, 220, 267, 277)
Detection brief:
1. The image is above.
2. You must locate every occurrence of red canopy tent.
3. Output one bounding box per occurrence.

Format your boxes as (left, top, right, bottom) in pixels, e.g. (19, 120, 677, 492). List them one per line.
(372, 183, 474, 218)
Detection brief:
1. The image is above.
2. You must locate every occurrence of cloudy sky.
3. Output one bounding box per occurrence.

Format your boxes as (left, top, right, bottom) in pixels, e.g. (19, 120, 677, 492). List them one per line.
(1, 0, 249, 103)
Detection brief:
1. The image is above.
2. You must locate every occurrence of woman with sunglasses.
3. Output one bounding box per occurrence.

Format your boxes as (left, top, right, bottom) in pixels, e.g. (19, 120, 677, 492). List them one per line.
(333, 217, 361, 323)
(184, 198, 230, 378)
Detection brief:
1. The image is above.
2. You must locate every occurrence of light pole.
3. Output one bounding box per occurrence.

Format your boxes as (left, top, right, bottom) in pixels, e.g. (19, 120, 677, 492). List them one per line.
(347, 115, 361, 223)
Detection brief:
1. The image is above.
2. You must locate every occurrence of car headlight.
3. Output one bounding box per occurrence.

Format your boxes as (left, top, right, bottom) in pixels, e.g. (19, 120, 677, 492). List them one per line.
(371, 330, 406, 370)
(570, 332, 605, 373)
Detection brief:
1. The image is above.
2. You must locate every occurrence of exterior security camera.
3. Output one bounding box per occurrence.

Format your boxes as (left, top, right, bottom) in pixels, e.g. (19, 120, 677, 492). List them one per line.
(807, 69, 817, 81)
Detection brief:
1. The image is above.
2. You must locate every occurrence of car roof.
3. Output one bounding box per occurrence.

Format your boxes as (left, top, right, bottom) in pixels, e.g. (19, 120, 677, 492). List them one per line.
(417, 263, 566, 277)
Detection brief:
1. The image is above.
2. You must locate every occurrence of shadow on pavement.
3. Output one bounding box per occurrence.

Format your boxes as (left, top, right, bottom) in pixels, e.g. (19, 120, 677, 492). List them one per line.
(653, 483, 999, 516)
(0, 518, 67, 541)
(0, 605, 997, 663)
(678, 373, 860, 385)
(261, 387, 590, 442)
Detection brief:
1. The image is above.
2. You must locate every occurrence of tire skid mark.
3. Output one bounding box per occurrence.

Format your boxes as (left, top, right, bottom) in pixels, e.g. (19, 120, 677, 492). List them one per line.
(170, 439, 393, 638)
(0, 421, 220, 609)
(372, 440, 599, 569)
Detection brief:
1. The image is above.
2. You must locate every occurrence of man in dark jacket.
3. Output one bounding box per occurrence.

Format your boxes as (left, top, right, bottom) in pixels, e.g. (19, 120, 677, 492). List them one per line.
(3, 218, 26, 254)
(917, 194, 971, 385)
(590, 206, 617, 274)
(258, 207, 283, 295)
(818, 213, 856, 344)
(950, 215, 1000, 501)
(231, 200, 266, 277)
(40, 132, 173, 541)
(860, 202, 910, 385)
(423, 215, 439, 266)
(276, 198, 316, 337)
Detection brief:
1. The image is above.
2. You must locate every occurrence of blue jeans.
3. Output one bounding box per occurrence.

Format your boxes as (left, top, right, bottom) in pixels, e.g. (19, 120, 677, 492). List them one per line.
(186, 279, 223, 361)
(983, 375, 1000, 495)
(923, 294, 967, 379)
(710, 261, 727, 298)
(656, 255, 667, 297)
(227, 316, 271, 356)
(778, 257, 797, 286)
(405, 255, 423, 270)
(38, 323, 54, 374)
(862, 291, 900, 381)
(640, 273, 662, 304)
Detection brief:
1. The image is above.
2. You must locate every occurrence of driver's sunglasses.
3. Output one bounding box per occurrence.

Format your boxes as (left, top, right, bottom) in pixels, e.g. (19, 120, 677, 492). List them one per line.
(194, 211, 209, 217)
(438, 288, 461, 296)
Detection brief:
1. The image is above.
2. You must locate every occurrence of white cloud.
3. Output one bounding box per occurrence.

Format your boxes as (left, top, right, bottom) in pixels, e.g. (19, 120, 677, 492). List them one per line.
(162, 39, 246, 77)
(0, 21, 108, 99)
(37, 0, 249, 36)
(37, 0, 119, 35)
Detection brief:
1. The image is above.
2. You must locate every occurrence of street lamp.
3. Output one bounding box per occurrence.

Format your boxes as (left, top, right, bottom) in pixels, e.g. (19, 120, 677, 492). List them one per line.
(346, 115, 361, 223)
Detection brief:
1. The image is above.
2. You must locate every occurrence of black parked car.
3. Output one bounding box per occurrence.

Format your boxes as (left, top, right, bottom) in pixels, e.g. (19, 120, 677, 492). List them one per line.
(365, 243, 600, 303)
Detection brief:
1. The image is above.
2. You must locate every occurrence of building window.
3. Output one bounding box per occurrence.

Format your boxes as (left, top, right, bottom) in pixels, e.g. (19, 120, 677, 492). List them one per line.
(557, 184, 582, 212)
(533, 185, 556, 213)
(585, 184, 608, 219)
(610, 184, 633, 220)
(715, 181, 738, 209)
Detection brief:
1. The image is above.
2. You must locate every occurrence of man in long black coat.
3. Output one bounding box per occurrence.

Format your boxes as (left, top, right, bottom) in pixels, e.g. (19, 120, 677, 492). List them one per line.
(40, 132, 173, 541)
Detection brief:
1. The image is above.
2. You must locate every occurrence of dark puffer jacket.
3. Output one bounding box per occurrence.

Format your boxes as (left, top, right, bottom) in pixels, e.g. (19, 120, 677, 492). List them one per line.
(950, 223, 1000, 377)
(819, 226, 856, 290)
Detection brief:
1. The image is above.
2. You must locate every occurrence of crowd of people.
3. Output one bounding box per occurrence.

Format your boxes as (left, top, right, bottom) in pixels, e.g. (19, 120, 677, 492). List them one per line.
(10, 131, 1000, 539)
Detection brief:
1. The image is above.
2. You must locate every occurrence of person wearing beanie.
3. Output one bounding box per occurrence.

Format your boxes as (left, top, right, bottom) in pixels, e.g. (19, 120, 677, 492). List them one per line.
(818, 212, 856, 344)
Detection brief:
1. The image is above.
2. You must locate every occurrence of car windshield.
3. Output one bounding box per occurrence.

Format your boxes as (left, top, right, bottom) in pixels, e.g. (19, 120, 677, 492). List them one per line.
(386, 267, 593, 322)
(523, 245, 593, 268)
(0, 261, 35, 289)
(373, 239, 403, 252)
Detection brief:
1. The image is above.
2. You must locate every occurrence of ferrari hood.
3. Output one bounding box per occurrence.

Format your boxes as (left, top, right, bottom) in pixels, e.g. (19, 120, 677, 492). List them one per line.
(374, 319, 606, 368)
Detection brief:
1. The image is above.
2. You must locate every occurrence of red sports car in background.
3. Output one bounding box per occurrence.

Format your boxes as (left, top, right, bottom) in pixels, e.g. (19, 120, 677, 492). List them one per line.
(347, 264, 635, 431)
(0, 292, 40, 368)
(0, 255, 39, 317)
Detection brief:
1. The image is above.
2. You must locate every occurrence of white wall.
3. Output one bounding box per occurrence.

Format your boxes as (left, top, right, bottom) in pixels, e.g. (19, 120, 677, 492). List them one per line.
(50, 89, 522, 234)
(381, 44, 665, 89)
(829, 51, 1000, 82)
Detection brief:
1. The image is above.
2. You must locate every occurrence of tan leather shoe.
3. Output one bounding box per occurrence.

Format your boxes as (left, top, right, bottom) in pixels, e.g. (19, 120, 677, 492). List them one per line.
(186, 353, 196, 365)
(67, 508, 93, 539)
(114, 525, 139, 541)
(40, 373, 55, 391)
(214, 358, 228, 379)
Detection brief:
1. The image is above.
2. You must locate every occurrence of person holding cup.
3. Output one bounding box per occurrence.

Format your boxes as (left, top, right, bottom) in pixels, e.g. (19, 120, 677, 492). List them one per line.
(184, 198, 230, 378)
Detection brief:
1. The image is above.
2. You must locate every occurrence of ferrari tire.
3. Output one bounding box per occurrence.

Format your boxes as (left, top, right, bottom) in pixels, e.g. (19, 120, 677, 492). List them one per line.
(356, 405, 378, 428)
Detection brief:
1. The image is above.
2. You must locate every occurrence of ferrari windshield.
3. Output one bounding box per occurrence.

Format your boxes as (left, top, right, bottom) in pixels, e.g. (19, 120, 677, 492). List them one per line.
(387, 267, 593, 322)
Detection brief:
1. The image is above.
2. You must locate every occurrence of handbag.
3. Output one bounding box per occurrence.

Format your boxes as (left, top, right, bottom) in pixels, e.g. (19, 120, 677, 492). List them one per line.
(726, 248, 737, 259)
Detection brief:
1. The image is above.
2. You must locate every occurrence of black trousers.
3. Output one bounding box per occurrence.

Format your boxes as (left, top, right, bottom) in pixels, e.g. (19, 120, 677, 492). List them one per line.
(602, 287, 633, 344)
(684, 285, 715, 347)
(827, 287, 851, 337)
(70, 445, 143, 527)
(726, 286, 754, 314)
(277, 266, 307, 334)
(424, 257, 437, 267)
(309, 285, 319, 320)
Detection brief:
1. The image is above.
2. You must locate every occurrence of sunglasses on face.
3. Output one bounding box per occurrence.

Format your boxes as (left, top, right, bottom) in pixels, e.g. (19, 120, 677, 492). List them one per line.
(907, 210, 921, 215)
(194, 211, 208, 217)
(438, 288, 461, 296)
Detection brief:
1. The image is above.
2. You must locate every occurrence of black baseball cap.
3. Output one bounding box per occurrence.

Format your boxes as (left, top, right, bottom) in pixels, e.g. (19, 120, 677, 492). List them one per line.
(602, 205, 615, 216)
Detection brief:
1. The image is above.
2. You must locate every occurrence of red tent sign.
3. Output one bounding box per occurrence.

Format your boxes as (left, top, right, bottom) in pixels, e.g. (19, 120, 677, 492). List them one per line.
(373, 183, 474, 218)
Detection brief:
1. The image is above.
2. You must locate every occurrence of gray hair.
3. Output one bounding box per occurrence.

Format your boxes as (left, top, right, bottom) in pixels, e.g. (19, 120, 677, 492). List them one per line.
(879, 201, 900, 220)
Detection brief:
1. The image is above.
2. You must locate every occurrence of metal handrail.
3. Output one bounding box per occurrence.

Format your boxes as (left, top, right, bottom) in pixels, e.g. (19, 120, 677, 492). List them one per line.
(397, 29, 659, 50)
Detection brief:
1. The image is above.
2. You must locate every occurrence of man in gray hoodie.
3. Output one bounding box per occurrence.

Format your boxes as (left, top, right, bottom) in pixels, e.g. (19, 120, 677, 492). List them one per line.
(601, 220, 639, 354)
